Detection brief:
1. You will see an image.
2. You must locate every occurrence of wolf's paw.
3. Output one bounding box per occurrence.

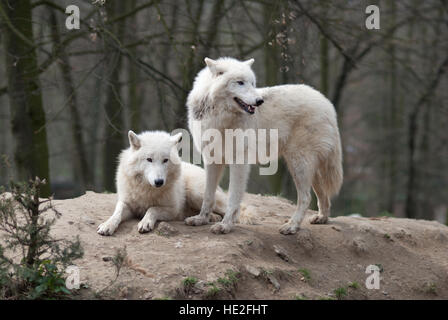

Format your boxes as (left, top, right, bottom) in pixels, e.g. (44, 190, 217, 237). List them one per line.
(97, 221, 116, 236)
(185, 214, 209, 226)
(210, 222, 233, 234)
(279, 222, 299, 235)
(309, 214, 328, 224)
(137, 219, 154, 233)
(209, 213, 223, 222)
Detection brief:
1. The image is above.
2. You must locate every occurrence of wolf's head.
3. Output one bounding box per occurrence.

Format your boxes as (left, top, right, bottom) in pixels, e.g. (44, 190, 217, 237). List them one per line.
(202, 57, 264, 115)
(125, 130, 182, 188)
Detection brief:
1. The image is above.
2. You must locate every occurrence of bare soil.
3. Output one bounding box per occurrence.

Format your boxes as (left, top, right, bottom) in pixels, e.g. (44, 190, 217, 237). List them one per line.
(49, 192, 448, 300)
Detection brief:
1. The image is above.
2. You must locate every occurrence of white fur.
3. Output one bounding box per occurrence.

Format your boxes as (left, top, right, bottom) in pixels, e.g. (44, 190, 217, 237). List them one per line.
(97, 130, 234, 236)
(185, 57, 343, 235)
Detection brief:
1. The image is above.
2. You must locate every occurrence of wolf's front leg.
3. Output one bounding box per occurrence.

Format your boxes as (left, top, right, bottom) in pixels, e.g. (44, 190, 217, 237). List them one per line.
(138, 206, 176, 233)
(211, 164, 250, 234)
(185, 163, 224, 226)
(97, 201, 132, 236)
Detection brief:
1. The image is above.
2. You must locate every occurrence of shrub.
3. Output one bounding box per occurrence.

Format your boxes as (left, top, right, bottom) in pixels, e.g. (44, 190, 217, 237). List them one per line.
(205, 283, 221, 298)
(217, 269, 240, 288)
(348, 281, 360, 289)
(333, 287, 347, 300)
(0, 177, 83, 299)
(182, 277, 198, 288)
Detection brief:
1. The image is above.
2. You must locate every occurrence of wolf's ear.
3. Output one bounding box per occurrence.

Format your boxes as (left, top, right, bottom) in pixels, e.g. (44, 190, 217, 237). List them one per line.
(204, 57, 216, 68)
(128, 130, 141, 150)
(170, 132, 183, 145)
(244, 58, 255, 67)
(204, 57, 220, 75)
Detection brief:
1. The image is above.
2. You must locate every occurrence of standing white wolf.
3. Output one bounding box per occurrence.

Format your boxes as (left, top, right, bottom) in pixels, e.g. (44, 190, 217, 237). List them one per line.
(97, 130, 233, 236)
(185, 57, 343, 235)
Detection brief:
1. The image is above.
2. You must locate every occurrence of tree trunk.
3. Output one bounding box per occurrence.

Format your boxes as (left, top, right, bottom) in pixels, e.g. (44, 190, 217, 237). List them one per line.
(128, 0, 142, 133)
(102, 1, 126, 192)
(315, 1, 330, 210)
(386, 0, 397, 214)
(319, 2, 329, 97)
(176, 0, 224, 129)
(263, 0, 288, 196)
(1, 0, 51, 196)
(405, 55, 448, 218)
(49, 10, 90, 193)
(412, 6, 443, 219)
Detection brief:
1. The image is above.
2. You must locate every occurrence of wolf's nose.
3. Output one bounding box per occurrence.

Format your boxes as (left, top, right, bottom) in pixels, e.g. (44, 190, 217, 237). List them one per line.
(154, 179, 164, 187)
(255, 98, 264, 106)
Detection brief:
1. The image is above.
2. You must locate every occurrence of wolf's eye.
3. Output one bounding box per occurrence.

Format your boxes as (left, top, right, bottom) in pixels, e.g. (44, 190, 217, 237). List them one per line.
(237, 81, 244, 86)
(163, 159, 168, 163)
(147, 158, 152, 162)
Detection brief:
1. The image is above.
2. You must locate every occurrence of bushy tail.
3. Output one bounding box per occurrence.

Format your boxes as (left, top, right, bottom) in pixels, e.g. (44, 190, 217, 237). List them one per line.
(315, 141, 343, 197)
(213, 188, 258, 225)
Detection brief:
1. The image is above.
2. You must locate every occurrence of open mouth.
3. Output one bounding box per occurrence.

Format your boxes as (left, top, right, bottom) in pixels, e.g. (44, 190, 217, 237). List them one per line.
(234, 97, 256, 114)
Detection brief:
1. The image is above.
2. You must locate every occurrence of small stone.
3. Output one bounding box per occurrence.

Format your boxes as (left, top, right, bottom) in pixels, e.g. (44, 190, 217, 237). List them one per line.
(245, 265, 261, 277)
(273, 245, 291, 262)
(142, 289, 153, 300)
(349, 213, 362, 218)
(157, 222, 179, 237)
(192, 281, 207, 294)
(119, 286, 128, 298)
(80, 283, 89, 289)
(382, 291, 388, 296)
(296, 229, 314, 251)
(102, 256, 112, 262)
(351, 237, 368, 254)
(267, 274, 281, 291)
(175, 241, 183, 248)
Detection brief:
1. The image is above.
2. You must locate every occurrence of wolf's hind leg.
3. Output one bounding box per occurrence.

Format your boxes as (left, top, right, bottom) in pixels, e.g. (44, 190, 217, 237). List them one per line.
(185, 163, 224, 226)
(279, 155, 314, 235)
(210, 164, 250, 234)
(97, 201, 132, 236)
(210, 189, 226, 222)
(309, 180, 330, 224)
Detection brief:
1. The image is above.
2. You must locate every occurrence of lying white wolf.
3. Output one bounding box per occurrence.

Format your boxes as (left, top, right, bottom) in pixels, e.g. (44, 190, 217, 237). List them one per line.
(185, 57, 343, 235)
(97, 130, 252, 236)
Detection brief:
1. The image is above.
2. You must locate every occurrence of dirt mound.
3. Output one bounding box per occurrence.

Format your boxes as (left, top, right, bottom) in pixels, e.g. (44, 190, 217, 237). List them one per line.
(49, 192, 448, 300)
